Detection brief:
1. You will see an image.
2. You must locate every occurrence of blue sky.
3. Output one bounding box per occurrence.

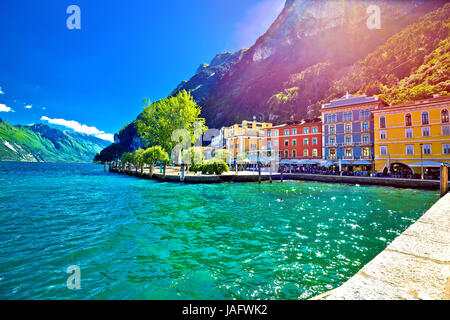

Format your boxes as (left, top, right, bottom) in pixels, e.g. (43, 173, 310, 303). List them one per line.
(0, 0, 284, 142)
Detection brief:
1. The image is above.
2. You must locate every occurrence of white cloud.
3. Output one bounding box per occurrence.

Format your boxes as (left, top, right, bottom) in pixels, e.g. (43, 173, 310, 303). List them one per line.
(40, 116, 114, 142)
(95, 133, 114, 142)
(42, 107, 46, 110)
(0, 104, 14, 112)
(25, 105, 32, 109)
(0, 87, 4, 95)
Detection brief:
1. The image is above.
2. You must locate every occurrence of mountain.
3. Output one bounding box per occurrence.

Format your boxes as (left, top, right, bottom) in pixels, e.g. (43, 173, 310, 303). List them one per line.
(0, 119, 111, 163)
(203, 0, 448, 125)
(95, 0, 449, 162)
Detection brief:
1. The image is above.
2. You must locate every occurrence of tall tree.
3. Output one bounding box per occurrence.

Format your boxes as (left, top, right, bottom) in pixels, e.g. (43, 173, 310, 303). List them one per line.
(136, 90, 207, 156)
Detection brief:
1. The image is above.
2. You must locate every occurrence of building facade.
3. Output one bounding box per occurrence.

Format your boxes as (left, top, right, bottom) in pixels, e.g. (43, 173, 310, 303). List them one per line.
(320, 94, 387, 162)
(263, 118, 322, 159)
(222, 120, 272, 159)
(373, 95, 450, 176)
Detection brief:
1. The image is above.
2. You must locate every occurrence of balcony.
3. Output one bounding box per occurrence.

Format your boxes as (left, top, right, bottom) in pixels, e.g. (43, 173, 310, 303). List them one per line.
(325, 141, 372, 148)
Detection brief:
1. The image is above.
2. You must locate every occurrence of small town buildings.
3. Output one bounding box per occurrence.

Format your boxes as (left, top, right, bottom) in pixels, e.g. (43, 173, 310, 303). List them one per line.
(320, 94, 387, 166)
(215, 120, 272, 160)
(373, 95, 450, 178)
(263, 118, 322, 160)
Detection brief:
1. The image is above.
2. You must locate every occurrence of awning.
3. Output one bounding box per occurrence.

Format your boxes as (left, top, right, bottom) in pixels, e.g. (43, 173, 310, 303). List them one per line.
(279, 160, 295, 165)
(339, 160, 353, 165)
(302, 160, 319, 165)
(354, 160, 373, 165)
(323, 160, 335, 167)
(409, 161, 445, 167)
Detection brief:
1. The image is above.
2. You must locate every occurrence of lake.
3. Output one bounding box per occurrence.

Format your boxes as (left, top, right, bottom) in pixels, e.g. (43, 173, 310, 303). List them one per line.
(0, 162, 439, 299)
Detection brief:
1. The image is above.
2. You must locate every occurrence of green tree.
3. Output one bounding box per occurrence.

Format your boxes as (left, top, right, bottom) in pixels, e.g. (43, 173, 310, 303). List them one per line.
(142, 146, 169, 177)
(121, 152, 133, 172)
(132, 149, 145, 174)
(136, 90, 207, 156)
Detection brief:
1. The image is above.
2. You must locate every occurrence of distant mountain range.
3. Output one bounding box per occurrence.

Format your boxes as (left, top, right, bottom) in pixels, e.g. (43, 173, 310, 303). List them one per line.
(0, 118, 110, 163)
(95, 0, 449, 162)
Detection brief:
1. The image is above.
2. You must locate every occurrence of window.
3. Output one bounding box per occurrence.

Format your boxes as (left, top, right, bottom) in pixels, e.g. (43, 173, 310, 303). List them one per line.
(380, 130, 387, 139)
(303, 149, 309, 157)
(344, 113, 347, 121)
(303, 127, 309, 134)
(363, 147, 370, 158)
(328, 115, 332, 123)
(345, 149, 352, 158)
(303, 138, 309, 146)
(362, 135, 369, 144)
(422, 112, 429, 125)
(345, 135, 352, 145)
(330, 149, 336, 159)
(348, 112, 353, 121)
(273, 130, 278, 136)
(330, 125, 335, 134)
(332, 114, 336, 123)
(422, 144, 431, 155)
(345, 124, 351, 133)
(360, 110, 365, 120)
(362, 122, 369, 132)
(284, 129, 290, 135)
(292, 139, 297, 146)
(292, 128, 297, 135)
(443, 144, 450, 155)
(273, 140, 278, 147)
(312, 149, 318, 157)
(267, 131, 271, 137)
(443, 125, 450, 136)
(284, 150, 289, 158)
(312, 126, 318, 133)
(267, 141, 272, 149)
(442, 109, 449, 123)
(380, 146, 387, 156)
(312, 137, 318, 145)
(365, 111, 370, 119)
(292, 150, 297, 158)
(380, 117, 386, 129)
(284, 139, 289, 146)
(422, 127, 430, 137)
(405, 114, 412, 126)
(329, 136, 335, 145)
(406, 145, 414, 155)
(235, 144, 239, 149)
(251, 143, 257, 150)
(406, 128, 413, 138)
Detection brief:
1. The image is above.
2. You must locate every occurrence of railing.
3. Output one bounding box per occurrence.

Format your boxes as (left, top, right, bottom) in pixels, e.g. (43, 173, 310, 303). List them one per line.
(325, 141, 372, 147)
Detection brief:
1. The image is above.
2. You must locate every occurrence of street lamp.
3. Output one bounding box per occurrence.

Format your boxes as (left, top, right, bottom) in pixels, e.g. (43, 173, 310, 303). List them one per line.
(420, 143, 424, 180)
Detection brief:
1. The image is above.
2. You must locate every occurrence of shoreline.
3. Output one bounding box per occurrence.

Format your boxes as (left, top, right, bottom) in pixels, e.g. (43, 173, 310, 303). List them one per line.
(109, 167, 447, 191)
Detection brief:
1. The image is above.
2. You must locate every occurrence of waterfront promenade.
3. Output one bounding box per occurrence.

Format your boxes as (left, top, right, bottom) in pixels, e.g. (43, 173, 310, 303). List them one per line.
(109, 166, 448, 190)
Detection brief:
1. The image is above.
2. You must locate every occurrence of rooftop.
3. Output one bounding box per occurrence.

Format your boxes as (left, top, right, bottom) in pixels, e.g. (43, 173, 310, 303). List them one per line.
(373, 94, 450, 113)
(322, 93, 381, 110)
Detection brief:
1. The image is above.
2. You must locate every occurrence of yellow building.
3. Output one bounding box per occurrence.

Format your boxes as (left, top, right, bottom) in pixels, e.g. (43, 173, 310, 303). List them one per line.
(373, 95, 450, 178)
(224, 120, 272, 159)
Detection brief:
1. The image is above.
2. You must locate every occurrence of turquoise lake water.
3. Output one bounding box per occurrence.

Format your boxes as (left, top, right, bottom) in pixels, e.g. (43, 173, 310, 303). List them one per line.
(0, 162, 439, 300)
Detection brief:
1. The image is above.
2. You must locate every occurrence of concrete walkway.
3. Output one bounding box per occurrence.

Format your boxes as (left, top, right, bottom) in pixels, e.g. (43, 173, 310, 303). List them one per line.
(317, 193, 450, 300)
